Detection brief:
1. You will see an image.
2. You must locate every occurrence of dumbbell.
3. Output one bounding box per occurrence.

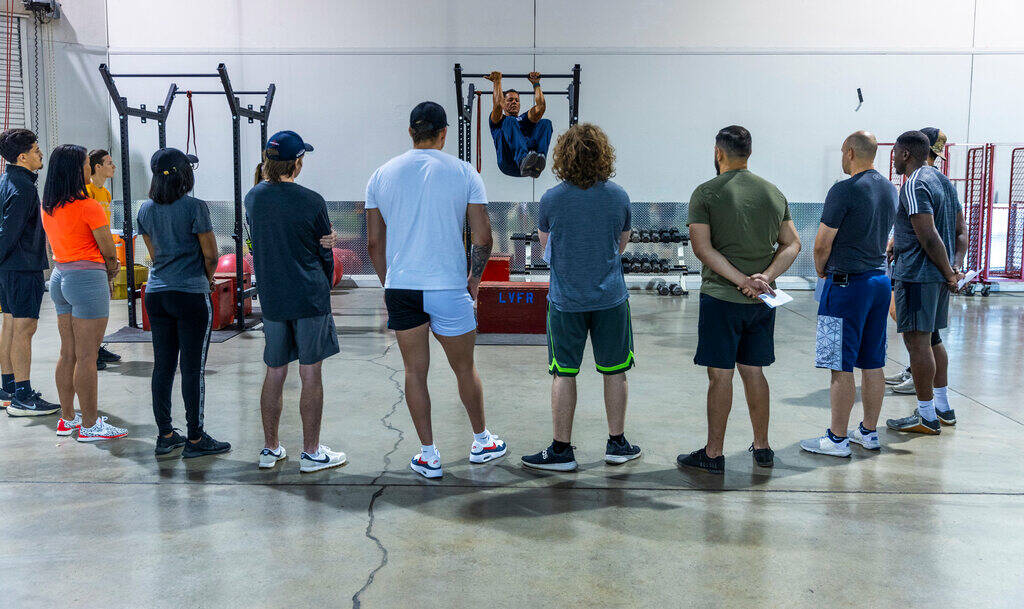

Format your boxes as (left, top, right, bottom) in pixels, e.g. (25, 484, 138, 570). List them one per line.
(530, 230, 540, 242)
(659, 229, 671, 242)
(651, 229, 661, 243)
(629, 231, 640, 243)
(656, 281, 671, 295)
(668, 228, 682, 243)
(642, 254, 655, 273)
(659, 258, 671, 273)
(640, 230, 652, 243)
(670, 283, 684, 296)
(620, 253, 634, 273)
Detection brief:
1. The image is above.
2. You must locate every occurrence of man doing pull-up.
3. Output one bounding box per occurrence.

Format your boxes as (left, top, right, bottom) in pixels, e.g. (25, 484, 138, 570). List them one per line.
(485, 71, 553, 178)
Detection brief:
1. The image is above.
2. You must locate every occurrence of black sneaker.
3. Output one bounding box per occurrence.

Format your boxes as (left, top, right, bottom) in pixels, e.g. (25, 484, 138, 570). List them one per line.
(676, 447, 724, 475)
(749, 444, 774, 467)
(7, 391, 60, 417)
(518, 151, 544, 178)
(521, 443, 578, 471)
(182, 432, 231, 459)
(605, 437, 642, 465)
(935, 408, 957, 426)
(97, 346, 121, 363)
(0, 388, 12, 409)
(96, 358, 107, 371)
(155, 429, 187, 455)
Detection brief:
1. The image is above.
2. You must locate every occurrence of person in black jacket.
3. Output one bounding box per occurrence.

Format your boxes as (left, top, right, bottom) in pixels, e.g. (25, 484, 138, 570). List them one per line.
(0, 129, 59, 416)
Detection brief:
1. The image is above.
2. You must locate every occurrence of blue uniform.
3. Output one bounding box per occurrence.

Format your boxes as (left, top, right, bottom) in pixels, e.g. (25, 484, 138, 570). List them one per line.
(489, 111, 553, 177)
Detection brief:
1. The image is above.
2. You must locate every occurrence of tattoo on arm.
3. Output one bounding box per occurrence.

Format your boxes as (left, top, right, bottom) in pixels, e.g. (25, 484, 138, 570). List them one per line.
(470, 243, 492, 278)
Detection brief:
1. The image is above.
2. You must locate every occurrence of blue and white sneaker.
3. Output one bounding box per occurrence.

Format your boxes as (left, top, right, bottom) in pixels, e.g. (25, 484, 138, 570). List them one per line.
(849, 426, 881, 450)
(258, 445, 287, 469)
(300, 445, 347, 473)
(469, 432, 507, 464)
(410, 451, 443, 479)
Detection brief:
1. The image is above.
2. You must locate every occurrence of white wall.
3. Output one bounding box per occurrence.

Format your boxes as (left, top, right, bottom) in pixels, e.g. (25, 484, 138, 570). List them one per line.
(89, 0, 1024, 207)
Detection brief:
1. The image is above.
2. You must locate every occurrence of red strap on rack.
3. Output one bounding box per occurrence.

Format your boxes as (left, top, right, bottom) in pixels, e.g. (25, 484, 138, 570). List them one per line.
(475, 92, 482, 173)
(185, 91, 198, 155)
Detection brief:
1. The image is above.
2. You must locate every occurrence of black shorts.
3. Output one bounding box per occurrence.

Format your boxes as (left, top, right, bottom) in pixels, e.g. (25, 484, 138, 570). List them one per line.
(0, 270, 44, 319)
(547, 300, 634, 377)
(694, 293, 776, 369)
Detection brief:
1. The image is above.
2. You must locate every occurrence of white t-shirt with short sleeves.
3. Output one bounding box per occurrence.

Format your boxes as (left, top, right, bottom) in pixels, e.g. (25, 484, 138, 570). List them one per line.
(365, 149, 487, 290)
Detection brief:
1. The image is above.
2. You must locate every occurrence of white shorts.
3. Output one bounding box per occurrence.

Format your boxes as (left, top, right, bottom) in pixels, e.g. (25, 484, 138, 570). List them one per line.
(384, 288, 476, 336)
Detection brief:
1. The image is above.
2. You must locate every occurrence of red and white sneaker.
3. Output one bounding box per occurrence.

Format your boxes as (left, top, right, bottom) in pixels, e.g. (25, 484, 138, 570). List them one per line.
(470, 431, 507, 464)
(77, 417, 128, 442)
(56, 413, 82, 436)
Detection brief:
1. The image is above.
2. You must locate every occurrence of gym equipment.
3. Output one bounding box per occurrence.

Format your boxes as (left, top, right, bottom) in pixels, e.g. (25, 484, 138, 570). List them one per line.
(482, 255, 512, 282)
(629, 231, 639, 243)
(640, 230, 652, 243)
(651, 229, 660, 242)
(98, 63, 274, 331)
(640, 254, 653, 273)
(656, 281, 670, 295)
(216, 253, 253, 276)
(670, 283, 684, 295)
(476, 282, 549, 334)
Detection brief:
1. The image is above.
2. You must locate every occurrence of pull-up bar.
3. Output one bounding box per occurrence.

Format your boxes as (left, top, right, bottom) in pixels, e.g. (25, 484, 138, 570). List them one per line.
(461, 72, 576, 79)
(475, 90, 568, 96)
(98, 62, 275, 331)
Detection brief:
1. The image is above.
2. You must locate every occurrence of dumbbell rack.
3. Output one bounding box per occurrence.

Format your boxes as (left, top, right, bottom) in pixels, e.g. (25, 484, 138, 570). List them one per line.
(511, 228, 697, 294)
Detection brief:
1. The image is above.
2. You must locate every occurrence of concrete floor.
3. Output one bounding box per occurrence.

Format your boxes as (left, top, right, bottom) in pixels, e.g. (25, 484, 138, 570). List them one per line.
(1, 288, 1022, 608)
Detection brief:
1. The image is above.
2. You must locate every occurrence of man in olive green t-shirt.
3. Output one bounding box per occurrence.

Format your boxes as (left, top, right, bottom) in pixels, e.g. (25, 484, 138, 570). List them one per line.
(677, 125, 801, 475)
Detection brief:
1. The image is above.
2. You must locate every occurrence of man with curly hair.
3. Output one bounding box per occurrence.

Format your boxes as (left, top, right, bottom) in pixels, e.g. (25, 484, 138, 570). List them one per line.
(521, 123, 641, 472)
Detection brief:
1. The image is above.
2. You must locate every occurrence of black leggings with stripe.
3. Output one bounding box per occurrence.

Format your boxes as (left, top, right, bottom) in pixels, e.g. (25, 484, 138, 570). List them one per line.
(145, 290, 212, 441)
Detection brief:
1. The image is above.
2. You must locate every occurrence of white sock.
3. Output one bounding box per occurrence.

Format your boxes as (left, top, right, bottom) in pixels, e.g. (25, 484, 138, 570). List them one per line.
(474, 429, 490, 444)
(934, 386, 950, 412)
(420, 444, 439, 462)
(305, 446, 322, 458)
(918, 400, 937, 421)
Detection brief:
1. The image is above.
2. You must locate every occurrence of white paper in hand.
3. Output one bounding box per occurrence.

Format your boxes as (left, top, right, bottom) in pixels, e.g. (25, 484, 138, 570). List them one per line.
(758, 289, 793, 309)
(957, 270, 979, 290)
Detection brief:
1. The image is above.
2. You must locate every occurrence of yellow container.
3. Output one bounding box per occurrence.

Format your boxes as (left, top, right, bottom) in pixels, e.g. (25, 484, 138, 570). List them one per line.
(111, 265, 149, 301)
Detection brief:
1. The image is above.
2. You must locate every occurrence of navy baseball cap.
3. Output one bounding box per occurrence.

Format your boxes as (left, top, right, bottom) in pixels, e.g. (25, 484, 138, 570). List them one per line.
(265, 130, 314, 161)
(410, 101, 448, 132)
(150, 148, 198, 175)
(919, 127, 947, 160)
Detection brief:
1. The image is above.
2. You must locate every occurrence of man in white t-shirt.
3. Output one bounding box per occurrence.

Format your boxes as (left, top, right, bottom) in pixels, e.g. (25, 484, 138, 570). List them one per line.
(365, 101, 507, 479)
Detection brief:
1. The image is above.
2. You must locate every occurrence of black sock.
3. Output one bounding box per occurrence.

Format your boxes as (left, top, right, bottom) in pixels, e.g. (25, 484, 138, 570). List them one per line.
(14, 380, 32, 398)
(859, 422, 876, 434)
(551, 440, 571, 454)
(609, 433, 625, 444)
(1, 374, 13, 393)
(826, 428, 847, 443)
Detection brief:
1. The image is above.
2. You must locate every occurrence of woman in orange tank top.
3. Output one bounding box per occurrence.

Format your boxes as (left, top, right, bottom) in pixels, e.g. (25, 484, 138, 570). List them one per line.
(39, 144, 126, 442)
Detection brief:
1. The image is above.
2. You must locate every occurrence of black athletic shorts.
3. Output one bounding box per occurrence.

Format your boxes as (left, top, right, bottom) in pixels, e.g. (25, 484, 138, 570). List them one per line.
(0, 270, 44, 319)
(547, 300, 634, 377)
(694, 293, 776, 369)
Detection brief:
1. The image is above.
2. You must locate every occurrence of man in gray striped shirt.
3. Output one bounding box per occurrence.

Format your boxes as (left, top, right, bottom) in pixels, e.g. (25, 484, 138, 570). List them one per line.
(887, 130, 966, 435)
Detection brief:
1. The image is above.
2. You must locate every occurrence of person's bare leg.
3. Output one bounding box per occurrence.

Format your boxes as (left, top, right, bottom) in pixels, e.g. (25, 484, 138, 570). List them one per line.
(705, 367, 734, 458)
(298, 361, 324, 454)
(737, 363, 770, 449)
(0, 313, 13, 376)
(434, 329, 486, 434)
(903, 331, 935, 401)
(54, 314, 77, 420)
(932, 342, 949, 389)
(395, 323, 432, 445)
(551, 375, 577, 442)
(11, 317, 39, 382)
(603, 372, 628, 436)
(72, 317, 108, 428)
(261, 365, 287, 450)
(860, 368, 885, 430)
(828, 370, 856, 436)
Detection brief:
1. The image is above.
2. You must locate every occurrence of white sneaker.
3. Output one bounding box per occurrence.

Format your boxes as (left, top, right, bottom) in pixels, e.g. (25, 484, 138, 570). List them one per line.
(258, 445, 287, 469)
(56, 413, 82, 436)
(469, 433, 507, 464)
(299, 445, 347, 473)
(410, 451, 443, 479)
(885, 368, 911, 385)
(77, 417, 128, 442)
(891, 376, 916, 394)
(800, 434, 851, 457)
(849, 426, 881, 450)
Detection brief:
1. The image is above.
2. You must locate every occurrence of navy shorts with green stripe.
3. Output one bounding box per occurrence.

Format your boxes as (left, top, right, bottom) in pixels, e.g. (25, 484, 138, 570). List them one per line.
(547, 300, 634, 377)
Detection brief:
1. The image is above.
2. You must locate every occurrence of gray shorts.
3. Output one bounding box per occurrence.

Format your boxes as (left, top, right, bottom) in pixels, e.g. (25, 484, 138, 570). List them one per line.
(894, 281, 949, 334)
(49, 267, 110, 319)
(262, 313, 339, 367)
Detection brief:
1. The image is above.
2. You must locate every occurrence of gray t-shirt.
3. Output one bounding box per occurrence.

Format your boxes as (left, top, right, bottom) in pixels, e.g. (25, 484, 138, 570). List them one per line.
(820, 169, 897, 274)
(136, 195, 213, 293)
(538, 180, 630, 312)
(893, 165, 959, 283)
